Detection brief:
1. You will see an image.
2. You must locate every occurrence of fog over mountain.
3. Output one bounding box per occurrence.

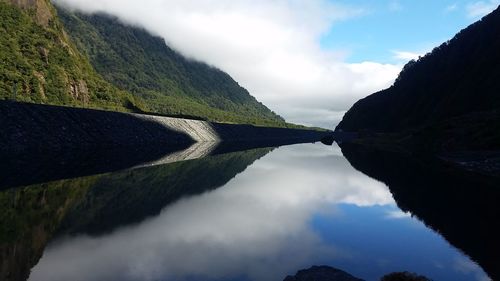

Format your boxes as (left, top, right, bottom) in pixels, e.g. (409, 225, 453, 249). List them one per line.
(53, 0, 401, 128)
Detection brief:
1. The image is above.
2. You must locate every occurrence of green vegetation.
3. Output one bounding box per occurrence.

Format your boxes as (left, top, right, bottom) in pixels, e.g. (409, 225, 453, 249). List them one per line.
(0, 1, 145, 112)
(0, 176, 96, 281)
(57, 8, 290, 126)
(0, 1, 299, 127)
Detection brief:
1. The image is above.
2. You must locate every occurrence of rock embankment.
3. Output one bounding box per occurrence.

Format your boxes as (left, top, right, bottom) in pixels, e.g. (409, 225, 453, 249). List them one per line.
(0, 101, 194, 154)
(0, 101, 331, 155)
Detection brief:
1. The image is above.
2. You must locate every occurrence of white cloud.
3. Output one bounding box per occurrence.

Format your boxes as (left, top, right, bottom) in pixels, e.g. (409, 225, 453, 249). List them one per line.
(53, 0, 401, 129)
(385, 210, 412, 219)
(445, 3, 459, 13)
(466, 0, 500, 18)
(392, 43, 439, 63)
(453, 257, 492, 281)
(392, 50, 424, 61)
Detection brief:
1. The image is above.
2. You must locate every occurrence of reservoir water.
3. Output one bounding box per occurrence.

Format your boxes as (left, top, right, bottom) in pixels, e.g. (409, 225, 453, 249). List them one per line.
(1, 143, 494, 281)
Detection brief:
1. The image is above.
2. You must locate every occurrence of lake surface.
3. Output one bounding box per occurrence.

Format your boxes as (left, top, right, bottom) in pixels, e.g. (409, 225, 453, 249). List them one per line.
(1, 143, 492, 281)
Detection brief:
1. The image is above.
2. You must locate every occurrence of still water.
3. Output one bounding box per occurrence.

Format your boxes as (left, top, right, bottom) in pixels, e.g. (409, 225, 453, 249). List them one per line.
(2, 143, 490, 281)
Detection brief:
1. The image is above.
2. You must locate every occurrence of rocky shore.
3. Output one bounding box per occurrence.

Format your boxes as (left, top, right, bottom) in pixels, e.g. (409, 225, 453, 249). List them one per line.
(0, 101, 332, 155)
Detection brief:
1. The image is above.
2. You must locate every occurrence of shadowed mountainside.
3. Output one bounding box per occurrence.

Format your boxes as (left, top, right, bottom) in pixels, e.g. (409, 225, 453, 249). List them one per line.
(336, 6, 500, 153)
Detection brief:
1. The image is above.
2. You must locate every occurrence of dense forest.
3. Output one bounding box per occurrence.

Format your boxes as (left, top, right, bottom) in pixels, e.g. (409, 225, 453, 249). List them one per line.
(0, 0, 145, 112)
(56, 8, 287, 126)
(0, 0, 290, 127)
(337, 6, 500, 137)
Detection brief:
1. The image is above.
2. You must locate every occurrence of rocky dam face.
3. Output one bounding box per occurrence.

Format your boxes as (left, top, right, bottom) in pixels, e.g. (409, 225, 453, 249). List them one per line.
(0, 101, 331, 154)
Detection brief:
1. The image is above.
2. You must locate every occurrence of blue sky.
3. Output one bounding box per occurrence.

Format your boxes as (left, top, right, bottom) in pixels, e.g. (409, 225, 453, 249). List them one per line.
(321, 0, 499, 63)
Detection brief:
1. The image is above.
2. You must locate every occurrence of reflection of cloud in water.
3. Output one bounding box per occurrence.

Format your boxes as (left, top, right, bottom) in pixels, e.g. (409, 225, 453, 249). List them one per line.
(385, 210, 412, 219)
(30, 144, 395, 281)
(453, 257, 492, 281)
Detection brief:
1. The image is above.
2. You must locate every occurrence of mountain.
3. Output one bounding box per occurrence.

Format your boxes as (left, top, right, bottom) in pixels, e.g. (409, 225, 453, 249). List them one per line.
(0, 0, 145, 112)
(336, 5, 500, 151)
(0, 0, 286, 126)
(56, 8, 286, 126)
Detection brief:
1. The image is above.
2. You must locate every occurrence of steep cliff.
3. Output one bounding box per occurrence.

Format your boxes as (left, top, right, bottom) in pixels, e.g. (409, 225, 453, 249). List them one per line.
(0, 0, 145, 111)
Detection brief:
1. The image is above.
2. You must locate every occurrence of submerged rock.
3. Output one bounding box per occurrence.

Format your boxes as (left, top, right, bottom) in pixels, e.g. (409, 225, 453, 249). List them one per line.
(284, 265, 364, 281)
(284, 266, 433, 281)
(381, 272, 431, 281)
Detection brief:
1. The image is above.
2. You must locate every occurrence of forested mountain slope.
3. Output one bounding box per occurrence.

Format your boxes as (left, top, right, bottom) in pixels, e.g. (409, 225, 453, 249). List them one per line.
(337, 6, 500, 134)
(57, 8, 286, 126)
(0, 0, 288, 126)
(0, 0, 145, 112)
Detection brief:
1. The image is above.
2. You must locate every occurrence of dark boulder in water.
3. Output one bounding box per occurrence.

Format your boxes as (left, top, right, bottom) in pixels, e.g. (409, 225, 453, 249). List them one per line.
(284, 265, 364, 281)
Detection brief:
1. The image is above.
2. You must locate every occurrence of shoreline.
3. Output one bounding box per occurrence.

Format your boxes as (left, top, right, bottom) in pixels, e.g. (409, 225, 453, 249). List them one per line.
(0, 100, 334, 189)
(0, 100, 332, 155)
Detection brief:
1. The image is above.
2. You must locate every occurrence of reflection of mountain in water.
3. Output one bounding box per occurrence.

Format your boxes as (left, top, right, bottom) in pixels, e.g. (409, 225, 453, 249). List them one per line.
(340, 143, 500, 281)
(0, 147, 273, 281)
(0, 145, 190, 191)
(0, 135, 314, 191)
(59, 147, 273, 235)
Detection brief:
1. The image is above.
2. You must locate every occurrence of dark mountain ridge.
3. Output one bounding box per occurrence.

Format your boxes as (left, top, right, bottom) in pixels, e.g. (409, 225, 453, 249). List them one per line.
(337, 5, 500, 145)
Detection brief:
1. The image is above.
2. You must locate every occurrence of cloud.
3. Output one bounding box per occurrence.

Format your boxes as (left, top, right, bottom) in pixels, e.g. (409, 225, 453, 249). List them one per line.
(385, 210, 412, 219)
(445, 3, 459, 13)
(453, 257, 492, 281)
(392, 44, 437, 63)
(53, 0, 401, 129)
(392, 50, 424, 61)
(466, 0, 500, 18)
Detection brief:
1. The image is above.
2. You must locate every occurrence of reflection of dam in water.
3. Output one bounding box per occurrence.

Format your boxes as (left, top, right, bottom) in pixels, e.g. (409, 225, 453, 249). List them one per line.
(132, 141, 219, 169)
(0, 135, 330, 191)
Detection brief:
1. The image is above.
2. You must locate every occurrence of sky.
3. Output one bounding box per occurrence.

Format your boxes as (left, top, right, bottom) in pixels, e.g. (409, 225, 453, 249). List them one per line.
(53, 0, 500, 128)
